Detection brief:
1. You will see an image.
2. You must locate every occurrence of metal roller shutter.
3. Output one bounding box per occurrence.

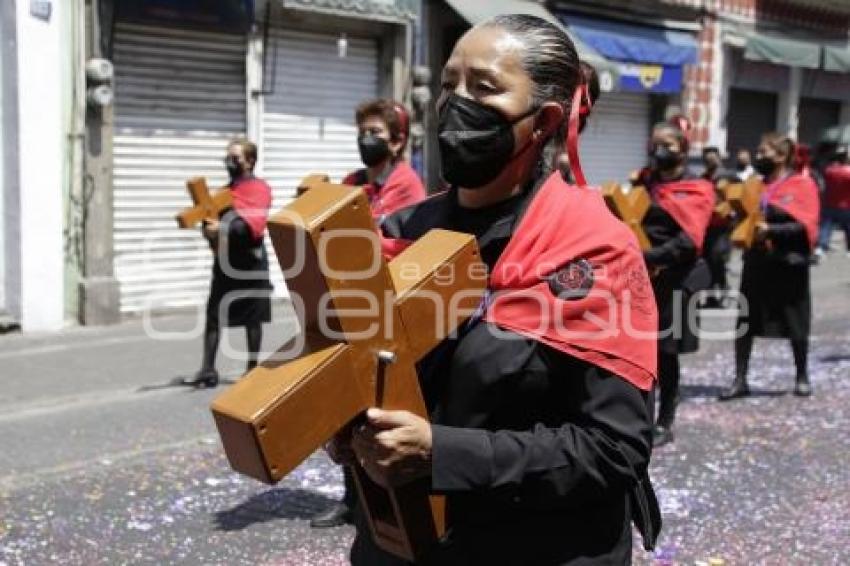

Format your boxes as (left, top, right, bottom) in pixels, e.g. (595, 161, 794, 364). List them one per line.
(798, 97, 841, 148)
(726, 88, 777, 156)
(112, 23, 246, 314)
(259, 28, 378, 293)
(578, 92, 651, 185)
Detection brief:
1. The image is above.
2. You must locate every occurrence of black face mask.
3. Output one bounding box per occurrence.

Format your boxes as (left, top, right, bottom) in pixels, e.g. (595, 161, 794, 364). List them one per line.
(225, 156, 242, 180)
(736, 161, 749, 171)
(358, 134, 391, 168)
(754, 156, 777, 177)
(437, 93, 537, 189)
(650, 146, 681, 172)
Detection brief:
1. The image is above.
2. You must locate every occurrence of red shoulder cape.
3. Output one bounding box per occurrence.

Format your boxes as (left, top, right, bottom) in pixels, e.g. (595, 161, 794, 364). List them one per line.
(651, 178, 715, 254)
(484, 173, 658, 391)
(344, 161, 426, 220)
(231, 177, 273, 240)
(766, 174, 820, 250)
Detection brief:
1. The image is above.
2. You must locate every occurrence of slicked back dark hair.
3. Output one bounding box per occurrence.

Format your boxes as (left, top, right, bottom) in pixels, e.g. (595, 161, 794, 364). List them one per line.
(481, 14, 583, 175)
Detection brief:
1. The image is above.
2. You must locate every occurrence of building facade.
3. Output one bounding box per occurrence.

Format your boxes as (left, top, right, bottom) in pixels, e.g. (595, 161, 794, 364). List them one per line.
(1, 0, 71, 332)
(2, 0, 849, 332)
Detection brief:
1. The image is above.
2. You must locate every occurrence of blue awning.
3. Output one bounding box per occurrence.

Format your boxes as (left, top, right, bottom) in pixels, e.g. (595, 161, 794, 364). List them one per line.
(561, 14, 698, 67)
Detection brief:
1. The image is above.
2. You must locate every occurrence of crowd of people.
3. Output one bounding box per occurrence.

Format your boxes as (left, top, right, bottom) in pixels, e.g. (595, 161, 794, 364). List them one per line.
(177, 12, 848, 565)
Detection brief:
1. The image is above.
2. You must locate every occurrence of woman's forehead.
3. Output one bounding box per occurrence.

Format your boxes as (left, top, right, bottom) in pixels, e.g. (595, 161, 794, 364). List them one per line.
(446, 25, 526, 76)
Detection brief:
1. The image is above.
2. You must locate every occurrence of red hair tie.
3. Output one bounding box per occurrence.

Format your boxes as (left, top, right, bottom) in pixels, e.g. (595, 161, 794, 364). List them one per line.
(566, 84, 590, 187)
(392, 102, 410, 139)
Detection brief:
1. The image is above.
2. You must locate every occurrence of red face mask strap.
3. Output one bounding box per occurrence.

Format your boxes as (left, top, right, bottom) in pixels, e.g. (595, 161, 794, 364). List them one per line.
(566, 84, 588, 187)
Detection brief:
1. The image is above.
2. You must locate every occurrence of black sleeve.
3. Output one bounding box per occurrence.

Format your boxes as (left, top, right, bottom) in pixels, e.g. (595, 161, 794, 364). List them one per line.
(764, 206, 808, 248)
(222, 211, 255, 248)
(430, 350, 652, 504)
(644, 231, 697, 268)
(766, 220, 805, 242)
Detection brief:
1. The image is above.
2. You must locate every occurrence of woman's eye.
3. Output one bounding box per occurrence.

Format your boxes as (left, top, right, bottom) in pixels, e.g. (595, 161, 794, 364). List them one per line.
(477, 83, 497, 93)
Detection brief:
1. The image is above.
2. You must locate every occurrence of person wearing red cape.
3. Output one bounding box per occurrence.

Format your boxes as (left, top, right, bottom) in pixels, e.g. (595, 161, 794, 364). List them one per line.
(184, 139, 273, 388)
(633, 118, 715, 447)
(327, 15, 661, 565)
(342, 99, 427, 226)
(720, 133, 820, 400)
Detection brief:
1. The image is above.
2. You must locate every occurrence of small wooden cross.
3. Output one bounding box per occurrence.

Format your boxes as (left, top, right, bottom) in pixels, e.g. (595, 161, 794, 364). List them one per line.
(725, 176, 765, 248)
(210, 175, 487, 561)
(175, 177, 233, 229)
(602, 182, 652, 250)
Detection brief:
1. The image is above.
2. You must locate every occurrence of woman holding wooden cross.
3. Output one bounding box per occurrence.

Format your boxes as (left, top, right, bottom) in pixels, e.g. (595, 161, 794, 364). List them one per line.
(330, 14, 661, 565)
(184, 139, 273, 389)
(632, 118, 715, 448)
(719, 133, 820, 400)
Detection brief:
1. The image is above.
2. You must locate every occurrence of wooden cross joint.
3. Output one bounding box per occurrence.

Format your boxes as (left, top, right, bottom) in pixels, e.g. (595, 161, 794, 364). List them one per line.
(175, 177, 233, 229)
(602, 182, 652, 250)
(714, 178, 733, 220)
(725, 176, 765, 249)
(210, 175, 487, 561)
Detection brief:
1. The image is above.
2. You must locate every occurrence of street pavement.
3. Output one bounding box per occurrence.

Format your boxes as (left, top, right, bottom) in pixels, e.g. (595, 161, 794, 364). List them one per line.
(0, 251, 848, 565)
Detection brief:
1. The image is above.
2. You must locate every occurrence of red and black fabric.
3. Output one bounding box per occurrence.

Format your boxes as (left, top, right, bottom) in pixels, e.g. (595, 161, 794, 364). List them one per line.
(648, 177, 715, 255)
(343, 160, 426, 222)
(483, 172, 658, 391)
(738, 173, 818, 341)
(230, 176, 273, 240)
(370, 173, 659, 564)
(738, 201, 812, 341)
(383, 173, 658, 391)
(762, 174, 820, 251)
(823, 163, 850, 211)
(206, 176, 273, 328)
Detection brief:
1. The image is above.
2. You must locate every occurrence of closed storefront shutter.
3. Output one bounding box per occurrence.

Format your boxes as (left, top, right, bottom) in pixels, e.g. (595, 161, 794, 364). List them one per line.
(798, 97, 841, 148)
(579, 92, 651, 184)
(726, 88, 778, 156)
(112, 23, 246, 314)
(259, 28, 378, 292)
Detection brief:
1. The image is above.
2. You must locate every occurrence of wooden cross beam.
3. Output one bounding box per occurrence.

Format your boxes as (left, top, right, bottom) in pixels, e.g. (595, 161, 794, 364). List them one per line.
(602, 182, 652, 250)
(175, 177, 233, 229)
(725, 176, 765, 249)
(210, 175, 487, 561)
(714, 178, 734, 221)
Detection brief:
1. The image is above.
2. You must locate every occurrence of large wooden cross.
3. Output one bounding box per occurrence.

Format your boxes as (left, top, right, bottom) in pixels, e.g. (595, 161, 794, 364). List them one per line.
(602, 182, 652, 250)
(175, 177, 233, 228)
(724, 176, 765, 248)
(210, 175, 487, 561)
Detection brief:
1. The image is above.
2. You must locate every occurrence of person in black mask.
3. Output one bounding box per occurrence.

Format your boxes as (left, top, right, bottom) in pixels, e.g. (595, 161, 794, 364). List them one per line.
(633, 119, 715, 447)
(719, 134, 820, 400)
(329, 14, 661, 565)
(310, 99, 426, 530)
(183, 139, 273, 388)
(341, 99, 426, 226)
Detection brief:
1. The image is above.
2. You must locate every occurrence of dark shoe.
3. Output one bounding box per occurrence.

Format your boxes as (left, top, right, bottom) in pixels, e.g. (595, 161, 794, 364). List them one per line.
(310, 503, 352, 528)
(718, 380, 750, 401)
(182, 369, 219, 388)
(794, 380, 812, 397)
(652, 425, 674, 448)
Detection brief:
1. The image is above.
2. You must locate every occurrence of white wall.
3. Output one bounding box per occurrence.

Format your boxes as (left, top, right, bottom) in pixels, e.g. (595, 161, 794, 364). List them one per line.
(11, 0, 65, 331)
(0, 3, 6, 313)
